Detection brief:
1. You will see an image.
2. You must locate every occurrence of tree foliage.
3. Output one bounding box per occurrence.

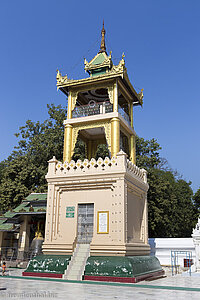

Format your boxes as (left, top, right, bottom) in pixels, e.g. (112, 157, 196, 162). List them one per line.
(95, 144, 110, 160)
(147, 169, 198, 237)
(0, 104, 66, 210)
(135, 137, 198, 237)
(0, 104, 198, 237)
(72, 139, 86, 162)
(193, 188, 200, 210)
(136, 136, 162, 169)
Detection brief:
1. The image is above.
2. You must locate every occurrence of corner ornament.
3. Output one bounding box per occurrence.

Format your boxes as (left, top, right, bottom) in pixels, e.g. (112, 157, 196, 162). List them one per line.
(111, 52, 126, 74)
(138, 88, 144, 106)
(56, 69, 68, 85)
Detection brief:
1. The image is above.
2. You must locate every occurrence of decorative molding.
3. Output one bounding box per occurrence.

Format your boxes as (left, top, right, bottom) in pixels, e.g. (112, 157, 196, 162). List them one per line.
(56, 181, 115, 193)
(71, 91, 78, 111)
(104, 122, 112, 153)
(127, 160, 147, 183)
(56, 70, 70, 85)
(71, 121, 112, 155)
(48, 153, 148, 187)
(137, 89, 144, 106)
(110, 55, 126, 74)
(56, 156, 117, 173)
(107, 86, 113, 104)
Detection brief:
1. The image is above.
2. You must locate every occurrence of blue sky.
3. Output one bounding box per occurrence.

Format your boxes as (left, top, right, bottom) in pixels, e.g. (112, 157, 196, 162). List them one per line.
(0, 0, 199, 192)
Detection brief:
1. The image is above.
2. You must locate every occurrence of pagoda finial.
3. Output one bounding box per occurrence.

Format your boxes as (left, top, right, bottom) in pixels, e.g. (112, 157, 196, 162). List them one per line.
(99, 20, 106, 53)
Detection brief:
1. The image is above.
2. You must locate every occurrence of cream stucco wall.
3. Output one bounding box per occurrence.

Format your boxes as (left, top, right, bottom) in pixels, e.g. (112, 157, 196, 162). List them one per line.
(43, 151, 150, 256)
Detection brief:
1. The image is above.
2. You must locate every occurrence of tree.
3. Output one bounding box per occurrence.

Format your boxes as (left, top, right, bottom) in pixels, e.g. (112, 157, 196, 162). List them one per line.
(174, 179, 198, 237)
(72, 139, 86, 161)
(135, 136, 198, 237)
(193, 188, 200, 210)
(147, 169, 198, 237)
(0, 104, 66, 210)
(136, 136, 162, 169)
(95, 144, 109, 160)
(0, 161, 5, 184)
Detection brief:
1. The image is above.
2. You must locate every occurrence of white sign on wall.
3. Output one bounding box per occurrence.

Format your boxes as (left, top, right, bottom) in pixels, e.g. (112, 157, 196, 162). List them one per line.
(97, 211, 109, 234)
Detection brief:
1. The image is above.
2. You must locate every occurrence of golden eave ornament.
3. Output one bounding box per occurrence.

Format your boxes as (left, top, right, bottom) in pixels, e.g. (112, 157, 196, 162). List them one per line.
(138, 89, 144, 106)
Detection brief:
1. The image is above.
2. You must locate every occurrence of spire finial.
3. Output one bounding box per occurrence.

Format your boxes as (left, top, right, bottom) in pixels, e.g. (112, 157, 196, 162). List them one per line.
(99, 20, 106, 53)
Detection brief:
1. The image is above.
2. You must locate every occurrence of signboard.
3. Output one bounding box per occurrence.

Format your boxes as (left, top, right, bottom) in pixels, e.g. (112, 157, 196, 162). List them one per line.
(66, 206, 75, 218)
(97, 211, 109, 234)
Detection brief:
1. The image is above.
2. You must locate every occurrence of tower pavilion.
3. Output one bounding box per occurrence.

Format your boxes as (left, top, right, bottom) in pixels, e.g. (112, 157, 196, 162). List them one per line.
(56, 22, 143, 163)
(42, 24, 151, 274)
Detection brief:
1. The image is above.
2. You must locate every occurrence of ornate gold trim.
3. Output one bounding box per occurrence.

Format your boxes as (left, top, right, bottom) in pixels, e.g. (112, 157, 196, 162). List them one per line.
(71, 121, 111, 156)
(71, 91, 78, 111)
(107, 86, 113, 104)
(97, 211, 109, 234)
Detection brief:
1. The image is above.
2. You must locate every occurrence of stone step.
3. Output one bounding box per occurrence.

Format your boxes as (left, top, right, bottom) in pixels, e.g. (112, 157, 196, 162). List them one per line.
(67, 275, 80, 280)
(75, 250, 89, 254)
(64, 243, 90, 281)
(68, 270, 80, 275)
(74, 254, 87, 261)
(72, 258, 85, 262)
(69, 264, 83, 270)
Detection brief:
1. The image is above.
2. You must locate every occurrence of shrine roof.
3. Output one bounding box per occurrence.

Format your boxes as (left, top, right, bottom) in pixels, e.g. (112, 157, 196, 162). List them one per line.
(0, 193, 47, 231)
(56, 23, 144, 106)
(56, 21, 143, 106)
(0, 223, 17, 231)
(56, 59, 143, 106)
(23, 193, 47, 202)
(91, 52, 107, 65)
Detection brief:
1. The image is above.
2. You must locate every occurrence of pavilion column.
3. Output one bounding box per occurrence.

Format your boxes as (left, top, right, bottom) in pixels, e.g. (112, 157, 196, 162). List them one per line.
(63, 124, 73, 162)
(130, 134, 136, 164)
(130, 102, 133, 128)
(111, 117, 120, 157)
(17, 216, 30, 260)
(67, 92, 72, 119)
(113, 81, 118, 112)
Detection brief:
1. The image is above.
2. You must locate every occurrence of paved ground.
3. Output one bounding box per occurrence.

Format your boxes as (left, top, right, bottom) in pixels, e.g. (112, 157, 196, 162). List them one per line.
(1, 269, 200, 299)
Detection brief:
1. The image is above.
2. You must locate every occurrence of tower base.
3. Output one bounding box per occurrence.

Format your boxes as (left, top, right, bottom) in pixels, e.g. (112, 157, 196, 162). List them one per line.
(23, 255, 164, 283)
(44, 152, 150, 257)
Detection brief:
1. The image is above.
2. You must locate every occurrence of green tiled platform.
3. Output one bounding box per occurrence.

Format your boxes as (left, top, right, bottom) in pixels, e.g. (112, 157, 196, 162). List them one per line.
(23, 255, 163, 282)
(23, 255, 71, 278)
(84, 256, 163, 282)
(85, 256, 162, 278)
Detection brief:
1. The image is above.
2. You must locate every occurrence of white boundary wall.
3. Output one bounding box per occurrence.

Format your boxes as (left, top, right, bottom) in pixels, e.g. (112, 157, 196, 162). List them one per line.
(148, 238, 195, 267)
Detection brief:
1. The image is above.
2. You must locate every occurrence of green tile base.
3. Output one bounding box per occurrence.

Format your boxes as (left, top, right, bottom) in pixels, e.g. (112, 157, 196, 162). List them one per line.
(23, 255, 71, 274)
(85, 256, 163, 278)
(23, 254, 163, 283)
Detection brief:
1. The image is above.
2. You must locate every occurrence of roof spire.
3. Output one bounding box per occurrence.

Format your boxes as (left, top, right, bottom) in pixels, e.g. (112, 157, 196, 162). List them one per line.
(99, 20, 106, 53)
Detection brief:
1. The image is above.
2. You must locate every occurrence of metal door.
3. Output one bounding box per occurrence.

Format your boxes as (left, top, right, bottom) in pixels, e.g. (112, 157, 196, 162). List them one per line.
(77, 204, 94, 243)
